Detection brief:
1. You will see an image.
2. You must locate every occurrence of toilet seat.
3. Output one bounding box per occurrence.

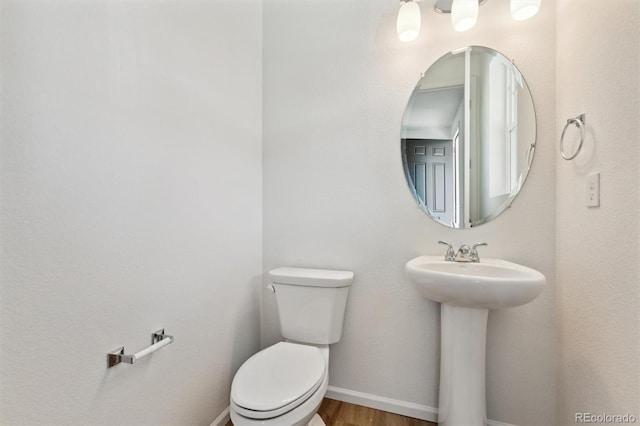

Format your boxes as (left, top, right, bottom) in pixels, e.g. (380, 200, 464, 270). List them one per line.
(231, 342, 326, 420)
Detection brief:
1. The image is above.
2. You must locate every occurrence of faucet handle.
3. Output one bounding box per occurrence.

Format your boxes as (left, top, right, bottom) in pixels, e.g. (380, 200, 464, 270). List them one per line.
(470, 243, 488, 262)
(438, 240, 452, 247)
(438, 241, 455, 261)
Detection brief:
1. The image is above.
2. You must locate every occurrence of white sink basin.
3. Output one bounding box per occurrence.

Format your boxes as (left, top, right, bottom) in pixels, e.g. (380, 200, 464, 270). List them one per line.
(405, 255, 545, 309)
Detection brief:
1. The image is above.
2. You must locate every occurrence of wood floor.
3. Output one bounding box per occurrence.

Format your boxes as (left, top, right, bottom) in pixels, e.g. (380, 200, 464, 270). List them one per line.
(225, 398, 437, 426)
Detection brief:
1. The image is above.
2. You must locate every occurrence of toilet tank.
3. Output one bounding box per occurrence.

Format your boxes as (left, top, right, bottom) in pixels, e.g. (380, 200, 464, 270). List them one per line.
(269, 267, 354, 345)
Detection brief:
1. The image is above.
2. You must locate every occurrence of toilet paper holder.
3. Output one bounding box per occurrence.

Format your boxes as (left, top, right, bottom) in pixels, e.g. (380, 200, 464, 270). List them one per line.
(107, 329, 174, 368)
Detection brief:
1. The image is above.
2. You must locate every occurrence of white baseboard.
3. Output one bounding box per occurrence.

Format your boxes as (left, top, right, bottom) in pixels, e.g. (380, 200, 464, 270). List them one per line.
(212, 388, 517, 426)
(210, 406, 230, 426)
(487, 421, 518, 426)
(326, 386, 438, 423)
(326, 386, 517, 426)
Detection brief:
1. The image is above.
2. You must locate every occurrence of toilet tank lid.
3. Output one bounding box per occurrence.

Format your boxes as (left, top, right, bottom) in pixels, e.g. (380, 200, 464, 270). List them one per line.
(269, 267, 354, 288)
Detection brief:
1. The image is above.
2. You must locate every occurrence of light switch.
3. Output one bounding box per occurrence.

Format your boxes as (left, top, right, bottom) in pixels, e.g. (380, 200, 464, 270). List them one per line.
(586, 173, 600, 207)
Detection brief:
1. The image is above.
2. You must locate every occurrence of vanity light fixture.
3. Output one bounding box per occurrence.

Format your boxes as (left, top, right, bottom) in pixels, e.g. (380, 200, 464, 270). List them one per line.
(397, 0, 541, 40)
(397, 0, 421, 42)
(451, 0, 479, 32)
(510, 0, 542, 21)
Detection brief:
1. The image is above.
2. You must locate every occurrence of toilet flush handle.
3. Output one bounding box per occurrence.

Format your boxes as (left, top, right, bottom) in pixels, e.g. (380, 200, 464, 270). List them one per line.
(267, 284, 275, 293)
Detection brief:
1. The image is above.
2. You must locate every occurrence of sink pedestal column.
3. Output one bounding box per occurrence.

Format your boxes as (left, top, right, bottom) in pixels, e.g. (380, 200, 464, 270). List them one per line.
(438, 304, 488, 426)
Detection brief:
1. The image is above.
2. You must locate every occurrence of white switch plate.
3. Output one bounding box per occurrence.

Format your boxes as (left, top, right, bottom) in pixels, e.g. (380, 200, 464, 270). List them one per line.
(586, 173, 600, 207)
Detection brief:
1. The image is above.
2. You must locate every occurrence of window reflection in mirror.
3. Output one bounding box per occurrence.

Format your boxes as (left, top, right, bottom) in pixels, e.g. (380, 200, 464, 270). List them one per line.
(401, 46, 536, 228)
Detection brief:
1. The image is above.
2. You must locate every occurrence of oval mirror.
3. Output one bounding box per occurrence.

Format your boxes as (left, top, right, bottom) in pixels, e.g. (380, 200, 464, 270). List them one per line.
(401, 46, 536, 228)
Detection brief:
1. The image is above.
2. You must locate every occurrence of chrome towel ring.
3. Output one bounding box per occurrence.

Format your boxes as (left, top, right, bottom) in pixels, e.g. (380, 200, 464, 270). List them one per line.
(560, 113, 586, 160)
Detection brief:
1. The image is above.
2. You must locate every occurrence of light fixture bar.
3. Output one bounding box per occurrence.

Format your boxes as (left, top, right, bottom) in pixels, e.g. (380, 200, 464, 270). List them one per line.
(434, 0, 488, 14)
(397, 0, 540, 41)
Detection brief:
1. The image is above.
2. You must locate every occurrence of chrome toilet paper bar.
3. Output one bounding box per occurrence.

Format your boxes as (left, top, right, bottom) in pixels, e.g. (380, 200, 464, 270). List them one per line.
(107, 329, 174, 368)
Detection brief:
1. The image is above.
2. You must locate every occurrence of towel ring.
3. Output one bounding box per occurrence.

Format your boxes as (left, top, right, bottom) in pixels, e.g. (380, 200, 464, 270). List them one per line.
(560, 114, 585, 160)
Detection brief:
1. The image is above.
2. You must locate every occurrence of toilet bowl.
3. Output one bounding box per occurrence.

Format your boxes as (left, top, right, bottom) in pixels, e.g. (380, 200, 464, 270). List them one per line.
(229, 267, 353, 426)
(230, 342, 329, 426)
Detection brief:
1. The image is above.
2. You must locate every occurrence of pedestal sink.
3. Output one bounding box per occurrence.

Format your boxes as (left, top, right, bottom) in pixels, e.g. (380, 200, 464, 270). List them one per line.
(405, 255, 545, 426)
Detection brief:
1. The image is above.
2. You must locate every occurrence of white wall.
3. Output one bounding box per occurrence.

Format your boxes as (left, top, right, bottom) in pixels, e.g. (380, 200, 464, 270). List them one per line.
(0, 1, 262, 424)
(4, 1, 637, 424)
(555, 0, 640, 424)
(262, 0, 556, 424)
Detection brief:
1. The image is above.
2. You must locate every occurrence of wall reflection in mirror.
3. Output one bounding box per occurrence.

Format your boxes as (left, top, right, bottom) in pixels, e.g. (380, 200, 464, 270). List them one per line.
(401, 46, 536, 228)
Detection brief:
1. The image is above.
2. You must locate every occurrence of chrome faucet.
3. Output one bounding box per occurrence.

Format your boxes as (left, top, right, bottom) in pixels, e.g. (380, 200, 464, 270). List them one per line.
(439, 241, 488, 263)
(455, 244, 472, 261)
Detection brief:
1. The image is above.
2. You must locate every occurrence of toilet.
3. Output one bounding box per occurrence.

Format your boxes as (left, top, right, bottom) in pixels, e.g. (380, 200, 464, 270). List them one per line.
(230, 267, 354, 426)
